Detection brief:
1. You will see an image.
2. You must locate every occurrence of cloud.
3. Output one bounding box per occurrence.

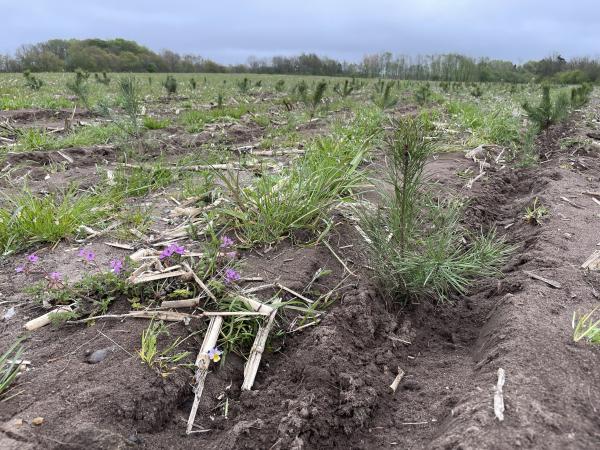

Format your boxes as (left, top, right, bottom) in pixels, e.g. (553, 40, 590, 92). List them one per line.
(1, 0, 599, 63)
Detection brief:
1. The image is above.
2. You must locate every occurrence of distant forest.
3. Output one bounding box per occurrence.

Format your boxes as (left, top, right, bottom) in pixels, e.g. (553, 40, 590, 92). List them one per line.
(1, 38, 599, 83)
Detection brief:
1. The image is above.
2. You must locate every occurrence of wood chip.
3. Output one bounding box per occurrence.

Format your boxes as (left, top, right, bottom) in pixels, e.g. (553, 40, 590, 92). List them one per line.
(582, 250, 600, 271)
(494, 368, 505, 421)
(523, 270, 562, 289)
(389, 367, 405, 394)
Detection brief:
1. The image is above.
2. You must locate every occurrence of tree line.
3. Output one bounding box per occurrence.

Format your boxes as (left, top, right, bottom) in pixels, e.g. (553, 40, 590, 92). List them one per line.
(1, 38, 599, 83)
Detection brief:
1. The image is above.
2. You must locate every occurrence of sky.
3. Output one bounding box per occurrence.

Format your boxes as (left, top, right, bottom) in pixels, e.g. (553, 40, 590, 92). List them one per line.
(1, 0, 599, 64)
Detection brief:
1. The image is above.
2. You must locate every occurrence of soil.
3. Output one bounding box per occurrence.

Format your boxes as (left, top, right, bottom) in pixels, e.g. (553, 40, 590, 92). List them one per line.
(1, 99, 600, 449)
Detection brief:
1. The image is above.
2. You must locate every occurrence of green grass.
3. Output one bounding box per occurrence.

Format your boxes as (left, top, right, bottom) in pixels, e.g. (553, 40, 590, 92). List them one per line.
(0, 187, 113, 255)
(0, 339, 23, 399)
(180, 105, 252, 132)
(15, 123, 127, 152)
(219, 109, 381, 243)
(573, 308, 600, 343)
(143, 116, 171, 130)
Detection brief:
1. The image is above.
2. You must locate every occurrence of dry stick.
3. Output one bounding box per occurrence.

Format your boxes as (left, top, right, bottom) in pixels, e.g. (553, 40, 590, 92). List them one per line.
(581, 250, 600, 270)
(24, 305, 75, 331)
(276, 283, 313, 304)
(187, 316, 223, 434)
(582, 191, 600, 199)
(159, 297, 202, 309)
(182, 262, 217, 301)
(132, 270, 188, 284)
(242, 310, 277, 391)
(237, 295, 274, 315)
(389, 367, 406, 394)
(523, 270, 562, 289)
(560, 196, 584, 209)
(322, 240, 357, 277)
(494, 368, 506, 421)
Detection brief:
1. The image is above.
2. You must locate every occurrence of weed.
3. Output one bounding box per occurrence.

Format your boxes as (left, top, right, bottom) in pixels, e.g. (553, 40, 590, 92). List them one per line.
(523, 197, 549, 225)
(94, 72, 111, 85)
(275, 80, 285, 92)
(143, 116, 170, 130)
(572, 308, 600, 343)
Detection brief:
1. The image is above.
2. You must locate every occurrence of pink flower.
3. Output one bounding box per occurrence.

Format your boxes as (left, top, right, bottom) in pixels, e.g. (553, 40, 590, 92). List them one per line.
(224, 268, 241, 284)
(220, 236, 234, 248)
(15, 265, 25, 273)
(27, 253, 39, 263)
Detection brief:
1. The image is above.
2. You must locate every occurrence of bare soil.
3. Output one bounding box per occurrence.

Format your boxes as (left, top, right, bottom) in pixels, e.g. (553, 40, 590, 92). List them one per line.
(1, 101, 600, 449)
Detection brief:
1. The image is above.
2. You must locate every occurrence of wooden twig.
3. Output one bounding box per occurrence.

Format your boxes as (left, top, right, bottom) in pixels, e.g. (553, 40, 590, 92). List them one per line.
(523, 270, 562, 289)
(494, 368, 506, 421)
(132, 270, 187, 284)
(242, 310, 277, 390)
(322, 240, 356, 277)
(187, 316, 223, 434)
(560, 196, 584, 209)
(389, 367, 405, 394)
(276, 283, 313, 304)
(183, 262, 217, 301)
(159, 297, 202, 309)
(582, 250, 600, 271)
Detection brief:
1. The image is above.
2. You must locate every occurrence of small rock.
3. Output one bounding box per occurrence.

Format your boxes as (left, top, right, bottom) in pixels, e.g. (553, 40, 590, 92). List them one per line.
(127, 433, 143, 445)
(2, 307, 15, 321)
(31, 417, 44, 426)
(85, 348, 111, 364)
(401, 380, 421, 391)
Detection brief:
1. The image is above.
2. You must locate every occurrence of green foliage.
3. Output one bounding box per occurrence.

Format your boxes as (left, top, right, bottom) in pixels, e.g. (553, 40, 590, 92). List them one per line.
(522, 85, 570, 132)
(372, 81, 398, 109)
(180, 105, 250, 132)
(523, 197, 549, 225)
(163, 75, 177, 95)
(470, 84, 483, 98)
(189, 78, 197, 90)
(112, 163, 173, 197)
(571, 83, 593, 108)
(143, 116, 170, 129)
(360, 116, 512, 302)
(0, 339, 23, 398)
(23, 70, 43, 90)
(66, 69, 90, 108)
(94, 72, 111, 85)
(414, 83, 432, 105)
(275, 79, 285, 92)
(118, 76, 142, 135)
(0, 187, 111, 254)
(138, 321, 190, 373)
(307, 81, 327, 117)
(334, 79, 354, 98)
(237, 77, 250, 93)
(573, 308, 600, 343)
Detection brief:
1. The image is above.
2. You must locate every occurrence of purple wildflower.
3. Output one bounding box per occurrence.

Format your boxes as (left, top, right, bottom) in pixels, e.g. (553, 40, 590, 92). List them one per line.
(27, 253, 39, 263)
(207, 347, 222, 363)
(79, 248, 95, 262)
(225, 251, 237, 260)
(159, 243, 185, 260)
(224, 268, 241, 284)
(15, 265, 25, 273)
(220, 236, 234, 249)
(110, 259, 124, 274)
(49, 272, 62, 281)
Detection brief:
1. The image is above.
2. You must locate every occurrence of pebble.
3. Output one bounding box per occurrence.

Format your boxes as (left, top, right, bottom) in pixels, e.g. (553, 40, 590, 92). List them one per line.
(85, 348, 111, 364)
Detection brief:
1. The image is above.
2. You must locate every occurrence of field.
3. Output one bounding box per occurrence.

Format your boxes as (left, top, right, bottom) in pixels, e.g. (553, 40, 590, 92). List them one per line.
(1, 72, 599, 449)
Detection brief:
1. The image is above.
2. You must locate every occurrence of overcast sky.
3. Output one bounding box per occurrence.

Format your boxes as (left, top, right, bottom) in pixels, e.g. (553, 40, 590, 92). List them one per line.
(1, 0, 599, 64)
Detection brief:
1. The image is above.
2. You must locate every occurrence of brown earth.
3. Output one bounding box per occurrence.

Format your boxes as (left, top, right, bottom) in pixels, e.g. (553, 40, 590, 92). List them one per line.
(1, 99, 600, 449)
